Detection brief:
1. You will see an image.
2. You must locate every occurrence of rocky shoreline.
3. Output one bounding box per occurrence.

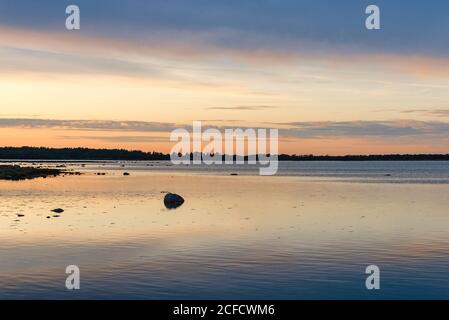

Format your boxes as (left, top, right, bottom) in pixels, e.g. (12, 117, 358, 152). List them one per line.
(0, 165, 65, 180)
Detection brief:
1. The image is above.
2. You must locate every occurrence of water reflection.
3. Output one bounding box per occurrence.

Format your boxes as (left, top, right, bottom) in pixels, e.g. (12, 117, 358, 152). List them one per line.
(0, 163, 449, 299)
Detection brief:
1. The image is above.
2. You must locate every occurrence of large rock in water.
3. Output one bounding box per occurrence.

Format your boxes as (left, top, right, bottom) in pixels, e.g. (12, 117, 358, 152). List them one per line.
(164, 193, 185, 209)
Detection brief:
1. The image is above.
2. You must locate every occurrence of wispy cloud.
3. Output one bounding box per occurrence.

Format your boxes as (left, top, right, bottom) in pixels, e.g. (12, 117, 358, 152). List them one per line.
(0, 46, 164, 78)
(59, 135, 169, 143)
(2, 1, 449, 79)
(400, 109, 449, 118)
(2, 118, 449, 141)
(208, 106, 279, 111)
(274, 120, 449, 139)
(0, 118, 178, 132)
(1, 0, 449, 58)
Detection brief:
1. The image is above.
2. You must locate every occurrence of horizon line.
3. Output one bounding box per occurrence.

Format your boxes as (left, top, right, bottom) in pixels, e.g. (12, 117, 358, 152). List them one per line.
(1, 146, 449, 159)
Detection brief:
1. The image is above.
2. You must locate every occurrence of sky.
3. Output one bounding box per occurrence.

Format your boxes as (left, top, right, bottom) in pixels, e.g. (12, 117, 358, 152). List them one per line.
(1, 0, 449, 154)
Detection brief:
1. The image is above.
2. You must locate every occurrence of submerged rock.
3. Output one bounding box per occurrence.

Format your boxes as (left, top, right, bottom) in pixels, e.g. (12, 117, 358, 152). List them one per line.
(51, 208, 64, 213)
(164, 193, 185, 209)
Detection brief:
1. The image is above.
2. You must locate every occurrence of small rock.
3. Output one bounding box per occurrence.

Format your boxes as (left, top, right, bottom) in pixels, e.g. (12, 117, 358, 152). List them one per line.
(230, 173, 238, 176)
(123, 172, 130, 176)
(51, 208, 64, 213)
(17, 214, 25, 217)
(164, 193, 185, 209)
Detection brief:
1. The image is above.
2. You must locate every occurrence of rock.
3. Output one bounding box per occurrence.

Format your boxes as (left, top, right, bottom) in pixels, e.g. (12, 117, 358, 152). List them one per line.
(123, 172, 130, 176)
(46, 216, 51, 219)
(164, 193, 185, 209)
(230, 173, 238, 176)
(51, 208, 64, 213)
(17, 214, 25, 217)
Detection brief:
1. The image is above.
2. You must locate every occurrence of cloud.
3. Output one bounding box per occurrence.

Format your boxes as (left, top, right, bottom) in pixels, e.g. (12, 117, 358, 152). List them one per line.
(207, 106, 279, 111)
(1, 0, 448, 57)
(0, 46, 165, 78)
(274, 120, 449, 139)
(198, 119, 244, 123)
(2, 118, 449, 141)
(400, 109, 449, 117)
(0, 118, 178, 132)
(59, 135, 169, 143)
(1, 1, 449, 79)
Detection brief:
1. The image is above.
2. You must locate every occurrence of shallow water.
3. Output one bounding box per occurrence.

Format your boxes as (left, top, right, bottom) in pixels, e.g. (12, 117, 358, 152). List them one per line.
(0, 161, 449, 299)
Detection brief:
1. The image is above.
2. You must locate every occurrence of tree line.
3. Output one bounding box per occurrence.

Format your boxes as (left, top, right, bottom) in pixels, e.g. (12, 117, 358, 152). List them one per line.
(0, 147, 448, 161)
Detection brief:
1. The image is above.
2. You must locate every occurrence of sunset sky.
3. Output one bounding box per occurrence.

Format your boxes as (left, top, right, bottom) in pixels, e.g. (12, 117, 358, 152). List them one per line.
(1, 0, 449, 154)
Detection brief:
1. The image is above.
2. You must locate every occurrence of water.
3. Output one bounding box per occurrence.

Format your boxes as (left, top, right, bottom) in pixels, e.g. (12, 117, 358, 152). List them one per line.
(0, 161, 448, 299)
(5, 160, 449, 182)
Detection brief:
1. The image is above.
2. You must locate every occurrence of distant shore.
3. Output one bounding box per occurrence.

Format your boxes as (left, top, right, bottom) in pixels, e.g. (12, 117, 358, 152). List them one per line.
(1, 147, 449, 161)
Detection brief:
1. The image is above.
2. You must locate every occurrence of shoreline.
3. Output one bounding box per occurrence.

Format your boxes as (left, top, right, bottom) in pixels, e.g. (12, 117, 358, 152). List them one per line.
(2, 159, 449, 163)
(0, 165, 80, 181)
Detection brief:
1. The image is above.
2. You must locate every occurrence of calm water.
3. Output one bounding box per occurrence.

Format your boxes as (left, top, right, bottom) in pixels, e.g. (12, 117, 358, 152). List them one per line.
(0, 161, 448, 299)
